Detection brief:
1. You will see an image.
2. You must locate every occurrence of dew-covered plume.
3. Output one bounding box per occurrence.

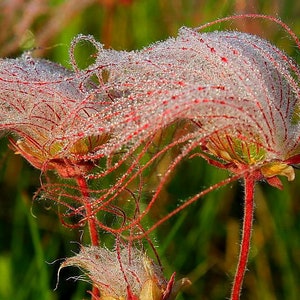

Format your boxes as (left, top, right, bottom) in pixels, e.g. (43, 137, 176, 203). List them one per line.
(76, 27, 300, 168)
(0, 54, 113, 176)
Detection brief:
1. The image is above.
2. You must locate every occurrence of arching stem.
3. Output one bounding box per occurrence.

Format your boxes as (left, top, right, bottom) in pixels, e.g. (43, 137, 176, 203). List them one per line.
(76, 176, 100, 299)
(231, 175, 255, 300)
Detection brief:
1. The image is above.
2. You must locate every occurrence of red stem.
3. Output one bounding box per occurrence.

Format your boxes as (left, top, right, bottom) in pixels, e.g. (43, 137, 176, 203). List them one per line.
(231, 175, 255, 300)
(76, 176, 100, 299)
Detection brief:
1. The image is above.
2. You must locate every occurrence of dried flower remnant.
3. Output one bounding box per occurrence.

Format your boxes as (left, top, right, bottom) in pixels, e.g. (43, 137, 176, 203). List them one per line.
(59, 246, 190, 300)
(0, 54, 111, 178)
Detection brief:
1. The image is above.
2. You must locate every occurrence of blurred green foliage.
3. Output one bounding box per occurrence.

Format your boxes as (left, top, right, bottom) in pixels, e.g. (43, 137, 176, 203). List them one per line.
(1, 0, 300, 299)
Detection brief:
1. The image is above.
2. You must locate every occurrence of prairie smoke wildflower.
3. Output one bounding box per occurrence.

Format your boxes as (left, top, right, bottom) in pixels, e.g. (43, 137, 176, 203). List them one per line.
(59, 245, 190, 300)
(70, 17, 300, 299)
(0, 54, 111, 178)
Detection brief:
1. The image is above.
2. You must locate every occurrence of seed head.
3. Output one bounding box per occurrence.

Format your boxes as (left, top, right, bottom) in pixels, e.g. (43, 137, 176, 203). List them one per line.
(78, 27, 300, 184)
(0, 54, 110, 177)
(59, 246, 190, 300)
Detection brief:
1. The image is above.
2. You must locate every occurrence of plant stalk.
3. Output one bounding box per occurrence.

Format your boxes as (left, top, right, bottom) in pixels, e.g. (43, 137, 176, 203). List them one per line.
(231, 175, 255, 300)
(76, 176, 100, 299)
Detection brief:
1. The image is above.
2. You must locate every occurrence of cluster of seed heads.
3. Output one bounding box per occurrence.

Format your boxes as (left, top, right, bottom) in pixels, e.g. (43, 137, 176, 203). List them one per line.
(1, 17, 300, 299)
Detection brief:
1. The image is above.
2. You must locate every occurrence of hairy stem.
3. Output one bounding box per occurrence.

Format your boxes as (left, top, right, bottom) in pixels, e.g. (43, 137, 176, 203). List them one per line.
(76, 176, 100, 299)
(231, 175, 255, 300)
